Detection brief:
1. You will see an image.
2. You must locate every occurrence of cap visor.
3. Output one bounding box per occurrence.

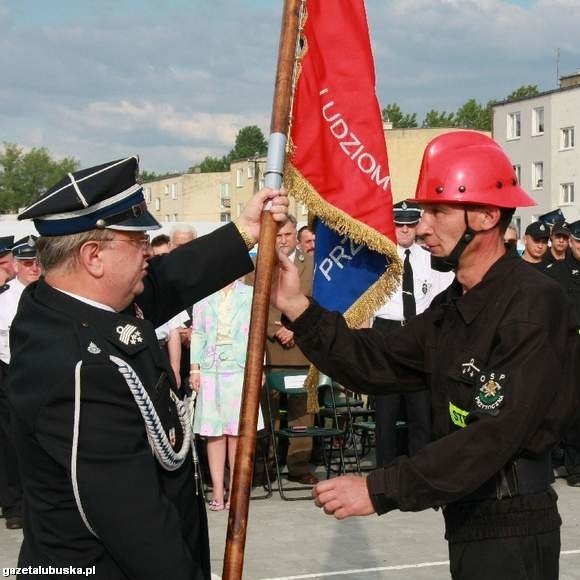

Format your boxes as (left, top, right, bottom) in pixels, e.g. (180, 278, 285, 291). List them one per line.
(107, 210, 161, 231)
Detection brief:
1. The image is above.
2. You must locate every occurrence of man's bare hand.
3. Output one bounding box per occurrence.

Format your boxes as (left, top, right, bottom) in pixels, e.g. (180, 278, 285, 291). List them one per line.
(312, 475, 375, 520)
(274, 324, 295, 346)
(237, 187, 289, 244)
(271, 249, 310, 321)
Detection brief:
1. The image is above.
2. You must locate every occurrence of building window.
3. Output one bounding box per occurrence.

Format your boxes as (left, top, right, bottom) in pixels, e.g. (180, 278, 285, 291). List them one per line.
(171, 183, 177, 200)
(220, 212, 231, 223)
(561, 127, 575, 150)
(164, 214, 170, 222)
(247, 164, 255, 179)
(220, 182, 230, 197)
(237, 202, 244, 217)
(236, 168, 243, 187)
(258, 175, 265, 190)
(532, 107, 544, 135)
(144, 187, 151, 203)
(154, 198, 160, 211)
(560, 182, 575, 205)
(513, 164, 521, 184)
(507, 112, 521, 140)
(164, 184, 169, 197)
(532, 162, 543, 189)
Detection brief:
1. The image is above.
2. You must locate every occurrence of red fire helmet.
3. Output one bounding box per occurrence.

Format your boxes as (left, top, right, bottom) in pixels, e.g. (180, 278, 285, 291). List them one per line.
(413, 131, 536, 208)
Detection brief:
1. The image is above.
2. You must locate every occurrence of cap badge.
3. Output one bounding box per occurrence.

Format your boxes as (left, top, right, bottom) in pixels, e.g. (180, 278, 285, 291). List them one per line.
(116, 324, 143, 346)
(475, 371, 505, 411)
(87, 341, 101, 355)
(401, 201, 408, 210)
(539, 224, 546, 231)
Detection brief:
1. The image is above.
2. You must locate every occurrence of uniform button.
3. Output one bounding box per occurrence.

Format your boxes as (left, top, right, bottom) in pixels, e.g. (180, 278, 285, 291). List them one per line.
(81, 322, 89, 327)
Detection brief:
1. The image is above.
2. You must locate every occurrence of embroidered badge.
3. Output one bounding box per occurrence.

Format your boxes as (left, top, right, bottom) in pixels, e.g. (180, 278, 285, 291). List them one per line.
(421, 280, 431, 295)
(475, 371, 506, 411)
(87, 341, 101, 355)
(461, 358, 481, 380)
(116, 324, 143, 346)
(449, 401, 468, 428)
(169, 427, 176, 447)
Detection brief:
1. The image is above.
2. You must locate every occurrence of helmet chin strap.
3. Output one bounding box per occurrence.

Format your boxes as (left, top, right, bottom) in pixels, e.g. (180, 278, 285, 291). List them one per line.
(441, 208, 477, 270)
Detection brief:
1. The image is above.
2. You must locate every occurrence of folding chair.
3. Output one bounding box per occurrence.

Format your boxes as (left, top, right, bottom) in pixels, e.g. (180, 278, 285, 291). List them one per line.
(265, 368, 344, 500)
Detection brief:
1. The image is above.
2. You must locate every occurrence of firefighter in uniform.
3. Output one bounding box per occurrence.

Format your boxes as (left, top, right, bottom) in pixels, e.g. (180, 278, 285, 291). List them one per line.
(271, 131, 579, 580)
(547, 219, 580, 487)
(6, 157, 288, 579)
(0, 236, 41, 530)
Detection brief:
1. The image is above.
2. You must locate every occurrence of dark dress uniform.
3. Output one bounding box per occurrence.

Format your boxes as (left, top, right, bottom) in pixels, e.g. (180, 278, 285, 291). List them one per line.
(288, 252, 579, 580)
(7, 223, 253, 579)
(547, 250, 580, 485)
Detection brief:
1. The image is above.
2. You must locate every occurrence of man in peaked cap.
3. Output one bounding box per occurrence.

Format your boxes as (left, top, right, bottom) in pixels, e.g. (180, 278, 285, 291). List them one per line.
(0, 236, 16, 289)
(372, 201, 453, 468)
(547, 219, 580, 488)
(271, 131, 579, 579)
(0, 236, 40, 531)
(544, 221, 570, 265)
(522, 220, 550, 271)
(7, 156, 288, 579)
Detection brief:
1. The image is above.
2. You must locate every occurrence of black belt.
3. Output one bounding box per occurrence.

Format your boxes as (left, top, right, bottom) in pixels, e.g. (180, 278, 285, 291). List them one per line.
(461, 452, 552, 502)
(373, 318, 407, 330)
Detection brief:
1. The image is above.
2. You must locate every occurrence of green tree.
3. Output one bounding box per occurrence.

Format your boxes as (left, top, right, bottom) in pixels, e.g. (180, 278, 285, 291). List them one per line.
(381, 103, 418, 128)
(195, 155, 230, 173)
(506, 85, 539, 101)
(454, 98, 493, 131)
(422, 109, 456, 128)
(0, 143, 79, 212)
(228, 125, 267, 161)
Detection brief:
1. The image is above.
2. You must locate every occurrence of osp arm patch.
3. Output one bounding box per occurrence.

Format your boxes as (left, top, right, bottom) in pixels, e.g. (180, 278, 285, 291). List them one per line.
(475, 370, 506, 411)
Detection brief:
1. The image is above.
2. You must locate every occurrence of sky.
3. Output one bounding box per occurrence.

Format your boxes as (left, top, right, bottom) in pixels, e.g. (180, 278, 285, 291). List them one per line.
(1, 0, 579, 174)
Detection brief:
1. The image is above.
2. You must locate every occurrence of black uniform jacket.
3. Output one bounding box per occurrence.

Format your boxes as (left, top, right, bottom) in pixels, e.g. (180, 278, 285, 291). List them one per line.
(290, 253, 579, 524)
(547, 253, 580, 328)
(7, 223, 253, 579)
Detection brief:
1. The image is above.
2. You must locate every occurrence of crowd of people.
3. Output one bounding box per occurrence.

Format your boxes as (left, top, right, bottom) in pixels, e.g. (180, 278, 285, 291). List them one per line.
(0, 131, 578, 580)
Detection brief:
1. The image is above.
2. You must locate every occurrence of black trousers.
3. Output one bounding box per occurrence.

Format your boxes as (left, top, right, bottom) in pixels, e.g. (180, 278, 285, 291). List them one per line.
(372, 318, 431, 468)
(561, 405, 580, 484)
(449, 529, 560, 580)
(0, 361, 22, 517)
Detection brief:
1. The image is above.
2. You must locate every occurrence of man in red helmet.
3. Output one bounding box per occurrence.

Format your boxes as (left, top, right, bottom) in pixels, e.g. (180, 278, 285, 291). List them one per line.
(271, 131, 579, 580)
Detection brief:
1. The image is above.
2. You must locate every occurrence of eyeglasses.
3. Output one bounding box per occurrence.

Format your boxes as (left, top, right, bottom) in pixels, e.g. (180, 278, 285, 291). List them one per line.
(17, 259, 39, 268)
(110, 235, 151, 250)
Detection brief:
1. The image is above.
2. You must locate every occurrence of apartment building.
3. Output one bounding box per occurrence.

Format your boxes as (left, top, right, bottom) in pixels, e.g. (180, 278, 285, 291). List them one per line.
(144, 171, 232, 225)
(493, 72, 580, 235)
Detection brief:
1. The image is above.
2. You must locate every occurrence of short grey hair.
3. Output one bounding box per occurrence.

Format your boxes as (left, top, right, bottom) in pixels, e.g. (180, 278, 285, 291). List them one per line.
(36, 229, 114, 272)
(170, 224, 197, 241)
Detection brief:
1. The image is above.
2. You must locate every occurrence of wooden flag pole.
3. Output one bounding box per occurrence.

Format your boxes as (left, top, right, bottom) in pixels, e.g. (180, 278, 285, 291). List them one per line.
(222, 0, 302, 578)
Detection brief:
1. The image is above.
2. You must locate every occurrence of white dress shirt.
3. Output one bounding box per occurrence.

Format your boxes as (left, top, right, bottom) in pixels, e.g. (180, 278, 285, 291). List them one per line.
(0, 278, 26, 364)
(374, 243, 454, 322)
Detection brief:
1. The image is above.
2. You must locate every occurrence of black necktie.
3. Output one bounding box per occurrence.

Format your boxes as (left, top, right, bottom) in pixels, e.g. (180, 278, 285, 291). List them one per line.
(402, 248, 416, 320)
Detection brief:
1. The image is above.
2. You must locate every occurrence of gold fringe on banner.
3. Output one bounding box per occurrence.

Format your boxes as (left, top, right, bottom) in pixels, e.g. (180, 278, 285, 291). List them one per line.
(284, 162, 403, 413)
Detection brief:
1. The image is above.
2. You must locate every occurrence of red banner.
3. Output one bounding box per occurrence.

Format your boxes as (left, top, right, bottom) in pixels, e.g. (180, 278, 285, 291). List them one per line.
(289, 0, 395, 243)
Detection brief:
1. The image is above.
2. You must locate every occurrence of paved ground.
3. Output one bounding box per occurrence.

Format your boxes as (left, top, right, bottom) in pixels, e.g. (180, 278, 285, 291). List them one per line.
(1, 475, 579, 579)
